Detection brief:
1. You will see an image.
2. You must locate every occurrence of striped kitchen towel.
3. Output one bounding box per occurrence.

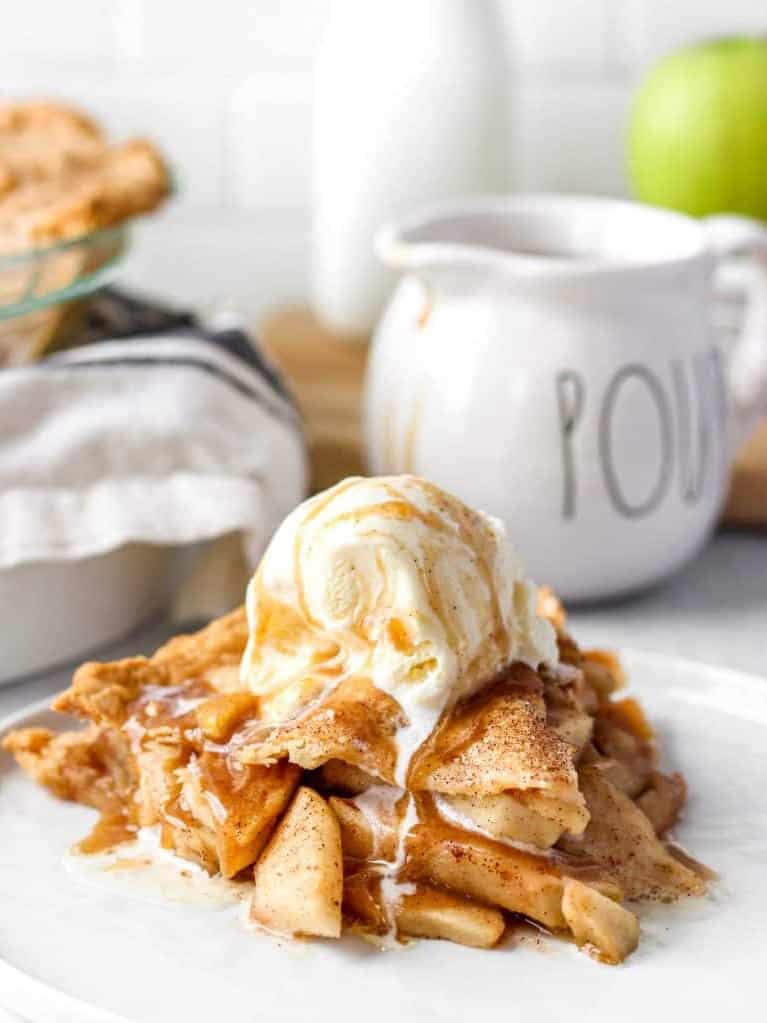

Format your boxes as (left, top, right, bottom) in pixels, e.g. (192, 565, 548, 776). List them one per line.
(0, 289, 308, 587)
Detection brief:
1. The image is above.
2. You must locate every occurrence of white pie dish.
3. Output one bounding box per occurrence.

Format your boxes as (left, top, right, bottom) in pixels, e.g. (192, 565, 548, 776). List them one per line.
(0, 649, 765, 1023)
(0, 543, 173, 685)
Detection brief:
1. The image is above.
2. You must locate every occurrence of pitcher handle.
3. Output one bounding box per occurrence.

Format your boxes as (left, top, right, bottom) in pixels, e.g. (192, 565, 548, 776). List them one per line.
(703, 214, 767, 453)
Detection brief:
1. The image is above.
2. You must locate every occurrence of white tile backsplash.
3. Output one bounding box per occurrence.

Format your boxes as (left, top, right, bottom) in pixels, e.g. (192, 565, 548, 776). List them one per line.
(511, 83, 631, 196)
(131, 0, 329, 69)
(227, 76, 312, 210)
(0, 0, 762, 315)
(500, 0, 610, 77)
(101, 75, 228, 207)
(0, 0, 117, 62)
(621, 0, 767, 68)
(123, 207, 309, 322)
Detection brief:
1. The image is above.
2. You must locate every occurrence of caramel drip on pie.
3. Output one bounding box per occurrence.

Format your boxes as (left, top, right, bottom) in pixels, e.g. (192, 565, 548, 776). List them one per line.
(76, 811, 138, 855)
(128, 679, 214, 732)
(294, 478, 510, 662)
(292, 475, 362, 627)
(406, 793, 609, 884)
(415, 478, 510, 662)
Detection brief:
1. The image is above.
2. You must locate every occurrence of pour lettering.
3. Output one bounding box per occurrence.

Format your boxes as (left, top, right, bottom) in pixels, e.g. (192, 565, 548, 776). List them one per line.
(557, 348, 726, 520)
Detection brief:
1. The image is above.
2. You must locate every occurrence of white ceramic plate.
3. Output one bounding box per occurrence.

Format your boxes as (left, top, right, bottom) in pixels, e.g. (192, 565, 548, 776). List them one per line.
(1, 650, 765, 1023)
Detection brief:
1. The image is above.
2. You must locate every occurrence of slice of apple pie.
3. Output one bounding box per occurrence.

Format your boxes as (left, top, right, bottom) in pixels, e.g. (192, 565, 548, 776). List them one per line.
(3, 476, 711, 964)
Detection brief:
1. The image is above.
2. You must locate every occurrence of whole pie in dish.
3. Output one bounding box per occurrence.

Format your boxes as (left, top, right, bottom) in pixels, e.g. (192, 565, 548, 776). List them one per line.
(3, 476, 712, 964)
(0, 101, 168, 254)
(0, 100, 170, 366)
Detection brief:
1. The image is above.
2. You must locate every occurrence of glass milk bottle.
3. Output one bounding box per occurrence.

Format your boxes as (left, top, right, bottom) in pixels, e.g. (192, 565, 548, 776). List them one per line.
(312, 0, 508, 338)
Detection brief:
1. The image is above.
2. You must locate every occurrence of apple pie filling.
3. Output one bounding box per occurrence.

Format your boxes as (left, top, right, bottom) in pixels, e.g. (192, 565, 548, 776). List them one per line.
(4, 596, 710, 964)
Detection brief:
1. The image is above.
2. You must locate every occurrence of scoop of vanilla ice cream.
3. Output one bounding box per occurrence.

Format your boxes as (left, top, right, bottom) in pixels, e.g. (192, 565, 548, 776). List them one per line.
(240, 476, 557, 765)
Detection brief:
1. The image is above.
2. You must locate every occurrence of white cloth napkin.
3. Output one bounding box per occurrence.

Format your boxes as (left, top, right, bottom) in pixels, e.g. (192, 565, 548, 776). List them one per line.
(0, 314, 307, 613)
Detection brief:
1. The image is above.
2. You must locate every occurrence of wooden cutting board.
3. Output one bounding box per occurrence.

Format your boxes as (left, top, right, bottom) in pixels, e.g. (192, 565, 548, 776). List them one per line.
(260, 308, 367, 492)
(726, 420, 767, 526)
(260, 307, 767, 525)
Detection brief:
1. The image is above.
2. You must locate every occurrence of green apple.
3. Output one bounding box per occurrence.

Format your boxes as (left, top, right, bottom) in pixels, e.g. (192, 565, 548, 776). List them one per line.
(629, 37, 767, 220)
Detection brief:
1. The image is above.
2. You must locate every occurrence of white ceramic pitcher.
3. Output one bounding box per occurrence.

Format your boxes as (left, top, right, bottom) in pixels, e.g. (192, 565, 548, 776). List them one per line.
(364, 195, 767, 600)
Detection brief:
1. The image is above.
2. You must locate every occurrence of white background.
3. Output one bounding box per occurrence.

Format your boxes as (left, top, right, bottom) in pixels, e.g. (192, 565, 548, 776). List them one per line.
(1, 0, 765, 318)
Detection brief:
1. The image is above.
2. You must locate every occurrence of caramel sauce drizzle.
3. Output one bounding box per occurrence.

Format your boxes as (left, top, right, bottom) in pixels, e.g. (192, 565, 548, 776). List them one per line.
(292, 475, 362, 626)
(75, 810, 139, 856)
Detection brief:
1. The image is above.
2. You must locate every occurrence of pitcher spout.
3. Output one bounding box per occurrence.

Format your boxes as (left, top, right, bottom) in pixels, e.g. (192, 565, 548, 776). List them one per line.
(375, 201, 507, 279)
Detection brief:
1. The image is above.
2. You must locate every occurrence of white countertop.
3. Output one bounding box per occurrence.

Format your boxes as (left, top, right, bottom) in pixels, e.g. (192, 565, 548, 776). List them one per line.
(0, 532, 765, 730)
(567, 531, 767, 679)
